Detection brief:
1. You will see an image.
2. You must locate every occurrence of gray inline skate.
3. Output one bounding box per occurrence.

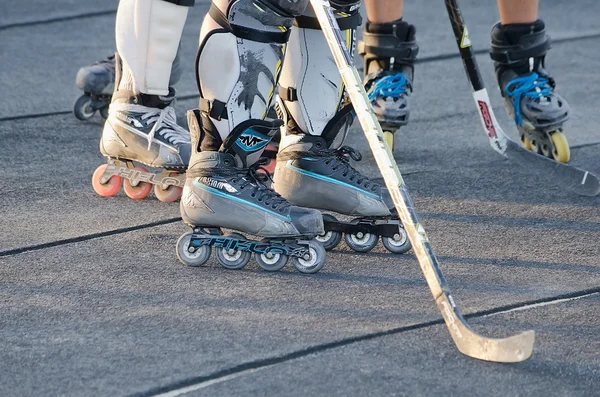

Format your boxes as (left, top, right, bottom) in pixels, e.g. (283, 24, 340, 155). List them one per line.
(359, 19, 418, 150)
(177, 109, 326, 274)
(74, 54, 116, 121)
(490, 20, 570, 163)
(92, 54, 190, 202)
(273, 127, 411, 255)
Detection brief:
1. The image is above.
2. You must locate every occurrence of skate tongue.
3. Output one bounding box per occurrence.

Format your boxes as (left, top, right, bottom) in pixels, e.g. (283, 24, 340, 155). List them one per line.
(222, 119, 282, 168)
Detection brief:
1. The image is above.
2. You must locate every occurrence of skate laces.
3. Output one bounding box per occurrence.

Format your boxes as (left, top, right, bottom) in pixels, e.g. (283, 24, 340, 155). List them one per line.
(235, 160, 291, 211)
(368, 73, 408, 101)
(505, 72, 552, 126)
(324, 146, 380, 192)
(111, 103, 189, 150)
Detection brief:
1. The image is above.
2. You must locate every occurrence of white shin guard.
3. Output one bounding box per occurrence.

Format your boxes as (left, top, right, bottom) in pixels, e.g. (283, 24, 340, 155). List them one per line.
(116, 0, 189, 95)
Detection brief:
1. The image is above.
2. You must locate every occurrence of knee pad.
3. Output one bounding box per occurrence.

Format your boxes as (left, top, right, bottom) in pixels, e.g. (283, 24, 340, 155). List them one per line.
(276, 1, 361, 144)
(358, 19, 418, 79)
(196, 0, 309, 141)
(116, 0, 190, 95)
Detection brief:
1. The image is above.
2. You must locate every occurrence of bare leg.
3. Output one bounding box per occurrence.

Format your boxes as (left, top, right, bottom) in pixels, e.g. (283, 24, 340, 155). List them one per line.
(364, 0, 403, 23)
(497, 0, 538, 24)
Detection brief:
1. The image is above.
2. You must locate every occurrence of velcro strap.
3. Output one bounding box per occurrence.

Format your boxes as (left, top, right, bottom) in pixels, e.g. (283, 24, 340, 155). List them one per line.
(490, 39, 550, 64)
(200, 98, 228, 121)
(209, 3, 290, 44)
(357, 40, 419, 62)
(278, 86, 298, 102)
(294, 12, 362, 30)
(163, 0, 195, 6)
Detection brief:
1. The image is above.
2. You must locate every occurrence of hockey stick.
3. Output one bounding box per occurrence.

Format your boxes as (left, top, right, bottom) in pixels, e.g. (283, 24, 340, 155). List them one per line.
(444, 0, 600, 197)
(310, 0, 534, 362)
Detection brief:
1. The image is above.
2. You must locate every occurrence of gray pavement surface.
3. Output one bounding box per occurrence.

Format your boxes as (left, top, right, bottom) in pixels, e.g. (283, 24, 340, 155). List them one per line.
(1, 1, 599, 396)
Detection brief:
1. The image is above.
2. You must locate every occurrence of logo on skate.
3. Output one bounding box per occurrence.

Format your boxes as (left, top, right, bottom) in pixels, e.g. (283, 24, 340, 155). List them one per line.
(199, 177, 237, 193)
(237, 129, 270, 152)
(477, 100, 498, 138)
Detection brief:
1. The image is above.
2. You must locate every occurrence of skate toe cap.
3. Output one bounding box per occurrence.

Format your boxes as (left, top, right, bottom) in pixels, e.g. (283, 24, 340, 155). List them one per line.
(288, 206, 324, 236)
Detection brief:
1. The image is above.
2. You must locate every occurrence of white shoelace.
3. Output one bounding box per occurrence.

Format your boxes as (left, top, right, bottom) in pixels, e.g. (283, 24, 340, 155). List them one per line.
(110, 102, 189, 150)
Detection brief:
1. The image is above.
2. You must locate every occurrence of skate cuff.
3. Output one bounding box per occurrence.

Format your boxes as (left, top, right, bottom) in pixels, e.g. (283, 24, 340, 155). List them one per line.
(490, 33, 551, 65)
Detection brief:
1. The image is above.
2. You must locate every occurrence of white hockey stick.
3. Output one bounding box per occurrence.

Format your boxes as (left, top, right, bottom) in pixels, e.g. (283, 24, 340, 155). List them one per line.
(310, 0, 534, 362)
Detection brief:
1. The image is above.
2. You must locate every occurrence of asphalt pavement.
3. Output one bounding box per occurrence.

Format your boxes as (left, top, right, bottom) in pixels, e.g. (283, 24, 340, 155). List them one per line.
(1, 1, 599, 396)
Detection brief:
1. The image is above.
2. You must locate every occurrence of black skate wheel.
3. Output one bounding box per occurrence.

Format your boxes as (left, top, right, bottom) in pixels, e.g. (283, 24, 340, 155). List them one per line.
(255, 251, 288, 272)
(176, 232, 211, 267)
(291, 240, 326, 274)
(215, 233, 251, 270)
(73, 95, 96, 121)
(99, 106, 109, 119)
(315, 214, 342, 251)
(381, 226, 411, 254)
(344, 231, 378, 253)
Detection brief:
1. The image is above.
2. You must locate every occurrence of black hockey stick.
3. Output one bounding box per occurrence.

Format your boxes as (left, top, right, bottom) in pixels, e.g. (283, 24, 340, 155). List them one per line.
(310, 0, 534, 362)
(444, 0, 600, 197)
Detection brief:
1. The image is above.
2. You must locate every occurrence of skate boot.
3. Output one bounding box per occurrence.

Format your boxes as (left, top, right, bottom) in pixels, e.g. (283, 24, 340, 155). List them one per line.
(359, 19, 419, 150)
(490, 20, 570, 163)
(92, 56, 190, 202)
(74, 54, 116, 121)
(273, 129, 412, 255)
(176, 110, 326, 274)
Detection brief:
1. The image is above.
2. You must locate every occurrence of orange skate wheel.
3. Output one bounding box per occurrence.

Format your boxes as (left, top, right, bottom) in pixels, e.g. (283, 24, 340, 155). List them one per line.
(122, 166, 152, 200)
(154, 173, 183, 203)
(92, 164, 121, 197)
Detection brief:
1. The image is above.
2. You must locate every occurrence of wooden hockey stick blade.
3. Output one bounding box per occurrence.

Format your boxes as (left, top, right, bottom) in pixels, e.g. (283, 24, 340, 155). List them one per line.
(437, 294, 535, 362)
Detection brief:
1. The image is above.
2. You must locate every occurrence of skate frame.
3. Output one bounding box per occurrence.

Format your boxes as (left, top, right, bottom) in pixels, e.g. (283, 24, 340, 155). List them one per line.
(310, 0, 535, 362)
(445, 0, 600, 197)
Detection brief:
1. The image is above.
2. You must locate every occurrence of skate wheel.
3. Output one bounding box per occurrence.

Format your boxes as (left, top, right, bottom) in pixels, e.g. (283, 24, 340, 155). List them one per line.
(550, 131, 570, 163)
(215, 233, 251, 270)
(381, 226, 411, 254)
(176, 232, 211, 267)
(122, 166, 152, 200)
(154, 173, 183, 203)
(291, 240, 326, 274)
(520, 134, 532, 151)
(315, 214, 342, 251)
(383, 131, 394, 151)
(92, 164, 121, 197)
(99, 106, 109, 120)
(255, 251, 288, 272)
(344, 231, 378, 253)
(73, 95, 95, 121)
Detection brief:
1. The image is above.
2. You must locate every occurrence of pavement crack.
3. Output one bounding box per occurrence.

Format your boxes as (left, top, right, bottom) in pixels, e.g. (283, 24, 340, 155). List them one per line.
(130, 286, 600, 397)
(0, 218, 181, 257)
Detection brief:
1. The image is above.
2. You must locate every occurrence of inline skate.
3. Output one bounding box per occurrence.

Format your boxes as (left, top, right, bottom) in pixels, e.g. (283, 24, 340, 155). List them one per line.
(91, 54, 190, 202)
(74, 54, 116, 121)
(177, 109, 326, 273)
(490, 20, 570, 163)
(359, 19, 419, 150)
(273, 128, 411, 255)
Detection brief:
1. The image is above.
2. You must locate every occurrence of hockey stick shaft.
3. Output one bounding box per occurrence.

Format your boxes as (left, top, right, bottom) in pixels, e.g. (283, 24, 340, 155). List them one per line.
(310, 0, 534, 362)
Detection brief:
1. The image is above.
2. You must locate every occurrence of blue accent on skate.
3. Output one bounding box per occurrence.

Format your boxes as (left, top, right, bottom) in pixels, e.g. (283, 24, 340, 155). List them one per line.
(285, 160, 379, 199)
(505, 72, 552, 126)
(236, 128, 270, 152)
(191, 178, 291, 221)
(367, 73, 407, 101)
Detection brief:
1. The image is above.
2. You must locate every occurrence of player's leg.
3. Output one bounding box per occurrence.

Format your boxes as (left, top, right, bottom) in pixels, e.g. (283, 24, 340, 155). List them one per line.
(93, 0, 192, 201)
(491, 0, 570, 162)
(178, 0, 326, 271)
(271, 1, 411, 254)
(359, 0, 418, 149)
